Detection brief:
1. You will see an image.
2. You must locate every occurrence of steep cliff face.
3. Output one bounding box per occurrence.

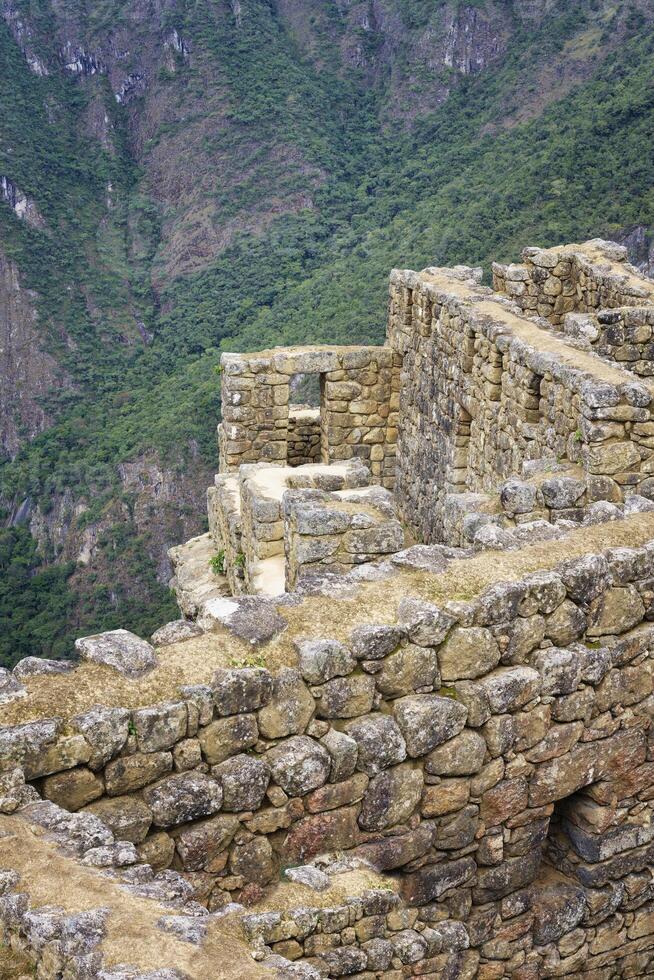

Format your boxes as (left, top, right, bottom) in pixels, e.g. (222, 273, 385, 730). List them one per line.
(0, 246, 66, 460)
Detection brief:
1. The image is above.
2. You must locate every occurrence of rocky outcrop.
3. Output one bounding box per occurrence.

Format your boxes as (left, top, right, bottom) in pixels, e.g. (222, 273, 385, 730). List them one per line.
(0, 246, 64, 460)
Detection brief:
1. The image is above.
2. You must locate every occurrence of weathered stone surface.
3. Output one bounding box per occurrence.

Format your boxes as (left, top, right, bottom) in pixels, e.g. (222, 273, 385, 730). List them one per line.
(282, 805, 363, 862)
(531, 883, 587, 945)
(230, 836, 275, 884)
(479, 667, 541, 713)
(132, 702, 188, 753)
(295, 638, 355, 683)
(531, 647, 583, 696)
(393, 694, 467, 757)
(425, 731, 486, 776)
(83, 796, 152, 844)
(401, 857, 476, 906)
(72, 706, 130, 770)
(151, 619, 203, 646)
(350, 625, 402, 660)
(257, 668, 314, 738)
(266, 736, 331, 796)
(321, 728, 358, 782)
(375, 644, 440, 697)
(42, 767, 104, 811)
(212, 754, 270, 811)
(473, 849, 540, 903)
(198, 714, 258, 764)
(137, 832, 175, 871)
(545, 599, 587, 645)
(174, 815, 240, 871)
(344, 714, 407, 775)
(351, 824, 434, 871)
(438, 627, 501, 681)
(358, 763, 424, 830)
(313, 674, 375, 718)
(559, 554, 611, 606)
(480, 778, 528, 827)
(397, 597, 455, 646)
(587, 585, 645, 636)
(74, 629, 157, 676)
(306, 772, 368, 813)
(104, 751, 173, 796)
(143, 772, 223, 827)
(211, 667, 273, 715)
(421, 778, 471, 817)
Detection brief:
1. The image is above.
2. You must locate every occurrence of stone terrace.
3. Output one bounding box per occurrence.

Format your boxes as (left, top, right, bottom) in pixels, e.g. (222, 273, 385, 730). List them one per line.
(2, 241, 654, 980)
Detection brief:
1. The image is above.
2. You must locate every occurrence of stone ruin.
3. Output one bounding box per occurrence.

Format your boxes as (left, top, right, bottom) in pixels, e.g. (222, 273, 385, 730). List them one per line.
(2, 240, 654, 980)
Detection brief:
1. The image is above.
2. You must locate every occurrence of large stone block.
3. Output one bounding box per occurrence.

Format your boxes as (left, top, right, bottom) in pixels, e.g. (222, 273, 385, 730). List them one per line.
(393, 694, 468, 757)
(143, 772, 223, 827)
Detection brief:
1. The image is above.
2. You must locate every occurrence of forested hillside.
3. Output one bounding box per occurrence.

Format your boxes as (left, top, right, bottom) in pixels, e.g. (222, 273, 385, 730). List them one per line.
(1, 0, 654, 665)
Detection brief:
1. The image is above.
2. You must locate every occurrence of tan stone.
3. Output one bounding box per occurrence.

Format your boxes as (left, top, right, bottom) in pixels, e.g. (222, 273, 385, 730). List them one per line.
(42, 766, 104, 811)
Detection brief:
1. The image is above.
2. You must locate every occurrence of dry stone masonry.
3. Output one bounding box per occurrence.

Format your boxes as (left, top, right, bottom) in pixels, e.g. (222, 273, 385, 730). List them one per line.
(2, 240, 654, 980)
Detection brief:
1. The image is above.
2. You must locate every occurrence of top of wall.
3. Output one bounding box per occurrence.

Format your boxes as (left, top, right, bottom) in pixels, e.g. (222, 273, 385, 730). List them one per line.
(389, 261, 654, 398)
(4, 510, 654, 729)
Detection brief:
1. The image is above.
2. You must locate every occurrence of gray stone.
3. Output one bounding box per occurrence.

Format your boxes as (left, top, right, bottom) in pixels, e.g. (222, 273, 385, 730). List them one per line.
(344, 714, 407, 775)
(479, 667, 541, 713)
(82, 842, 139, 868)
(313, 674, 376, 718)
(198, 714, 258, 765)
(531, 648, 583, 696)
(393, 694, 468, 757)
(151, 620, 203, 646)
(83, 796, 153, 844)
(132, 702, 188, 753)
(143, 772, 223, 827)
(541, 477, 586, 510)
(438, 627, 501, 681)
(559, 554, 611, 606)
(375, 644, 440, 696)
(358, 764, 423, 831)
(12, 657, 75, 679)
(266, 736, 331, 796)
(212, 666, 273, 715)
(499, 480, 537, 514)
(321, 728, 358, 782)
(75, 629, 157, 676)
(212, 753, 270, 811)
(349, 624, 403, 659)
(0, 668, 25, 704)
(295, 638, 355, 683)
(22, 800, 114, 855)
(257, 668, 314, 739)
(283, 865, 330, 891)
(397, 597, 455, 646)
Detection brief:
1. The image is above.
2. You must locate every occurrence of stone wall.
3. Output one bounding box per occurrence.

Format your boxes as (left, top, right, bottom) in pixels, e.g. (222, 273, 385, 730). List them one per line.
(288, 406, 321, 466)
(218, 346, 400, 489)
(387, 264, 654, 546)
(492, 240, 654, 326)
(218, 347, 399, 487)
(561, 307, 654, 377)
(284, 485, 405, 588)
(3, 516, 654, 977)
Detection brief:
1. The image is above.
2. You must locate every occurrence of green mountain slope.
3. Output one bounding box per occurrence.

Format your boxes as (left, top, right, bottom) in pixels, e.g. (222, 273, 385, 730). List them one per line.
(1, 0, 653, 665)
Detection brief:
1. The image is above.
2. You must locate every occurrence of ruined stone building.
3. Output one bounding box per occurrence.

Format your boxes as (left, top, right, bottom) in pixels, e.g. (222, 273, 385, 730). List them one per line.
(2, 240, 654, 979)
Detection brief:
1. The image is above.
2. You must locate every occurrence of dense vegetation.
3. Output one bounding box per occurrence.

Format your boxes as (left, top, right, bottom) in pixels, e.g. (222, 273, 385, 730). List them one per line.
(1, 0, 653, 665)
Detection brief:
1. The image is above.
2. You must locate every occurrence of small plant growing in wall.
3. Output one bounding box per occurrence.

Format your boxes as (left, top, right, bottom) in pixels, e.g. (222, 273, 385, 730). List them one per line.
(229, 653, 267, 668)
(234, 552, 246, 571)
(209, 550, 226, 575)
